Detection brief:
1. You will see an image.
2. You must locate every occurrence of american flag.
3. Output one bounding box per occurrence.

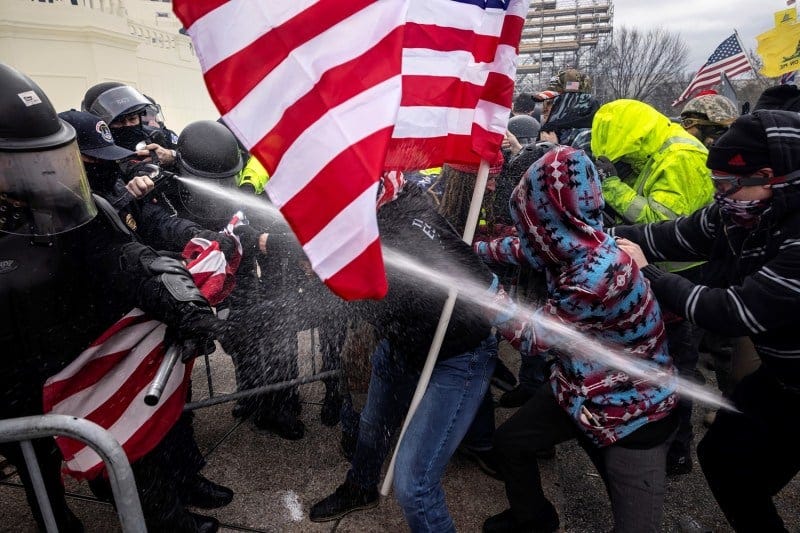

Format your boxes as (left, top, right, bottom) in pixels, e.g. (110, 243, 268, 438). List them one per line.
(673, 33, 752, 107)
(43, 219, 243, 479)
(172, 0, 527, 301)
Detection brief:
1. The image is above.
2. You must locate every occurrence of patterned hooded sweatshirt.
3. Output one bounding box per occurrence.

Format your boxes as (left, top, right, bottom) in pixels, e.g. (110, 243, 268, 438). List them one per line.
(479, 146, 677, 446)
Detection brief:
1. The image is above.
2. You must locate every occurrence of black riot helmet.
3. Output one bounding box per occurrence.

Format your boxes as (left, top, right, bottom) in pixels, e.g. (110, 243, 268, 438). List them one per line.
(175, 120, 244, 222)
(507, 114, 541, 145)
(82, 82, 151, 125)
(0, 63, 97, 236)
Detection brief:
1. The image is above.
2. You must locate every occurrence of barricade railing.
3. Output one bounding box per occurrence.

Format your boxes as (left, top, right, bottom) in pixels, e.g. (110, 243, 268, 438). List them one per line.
(184, 327, 342, 411)
(0, 414, 145, 533)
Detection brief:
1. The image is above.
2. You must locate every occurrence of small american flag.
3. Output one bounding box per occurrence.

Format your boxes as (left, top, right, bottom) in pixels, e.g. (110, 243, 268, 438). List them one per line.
(43, 217, 243, 479)
(172, 0, 526, 301)
(673, 33, 753, 106)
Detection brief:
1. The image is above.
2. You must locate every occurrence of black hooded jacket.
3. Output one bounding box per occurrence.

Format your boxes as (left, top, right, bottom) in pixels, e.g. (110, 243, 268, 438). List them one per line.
(359, 185, 494, 370)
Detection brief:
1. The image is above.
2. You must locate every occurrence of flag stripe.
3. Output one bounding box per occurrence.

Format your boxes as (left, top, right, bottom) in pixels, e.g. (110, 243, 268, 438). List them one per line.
(56, 334, 168, 458)
(262, 77, 400, 208)
(323, 239, 387, 300)
(42, 313, 151, 386)
(674, 33, 752, 106)
(242, 31, 403, 176)
(201, 1, 374, 115)
(45, 322, 164, 408)
(174, 0, 525, 300)
(280, 130, 390, 244)
(64, 363, 188, 478)
(217, 2, 400, 148)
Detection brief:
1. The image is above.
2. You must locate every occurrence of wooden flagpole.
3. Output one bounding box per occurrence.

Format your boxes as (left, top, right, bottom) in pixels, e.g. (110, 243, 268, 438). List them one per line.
(380, 158, 491, 496)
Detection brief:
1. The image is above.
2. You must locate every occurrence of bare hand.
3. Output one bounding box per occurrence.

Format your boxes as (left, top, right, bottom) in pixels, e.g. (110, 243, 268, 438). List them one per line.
(125, 174, 155, 198)
(616, 238, 649, 268)
(135, 143, 176, 166)
(258, 233, 268, 254)
(502, 131, 523, 155)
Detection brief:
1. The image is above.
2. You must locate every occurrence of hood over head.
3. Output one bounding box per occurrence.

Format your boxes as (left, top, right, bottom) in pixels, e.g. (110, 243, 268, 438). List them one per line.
(510, 145, 607, 270)
(591, 99, 701, 171)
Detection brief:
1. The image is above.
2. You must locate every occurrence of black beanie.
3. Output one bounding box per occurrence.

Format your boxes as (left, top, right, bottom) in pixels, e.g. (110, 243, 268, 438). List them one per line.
(754, 84, 800, 112)
(707, 113, 771, 174)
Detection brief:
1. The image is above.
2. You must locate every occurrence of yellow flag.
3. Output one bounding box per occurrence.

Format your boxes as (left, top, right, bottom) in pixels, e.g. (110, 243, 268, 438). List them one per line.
(758, 21, 800, 76)
(775, 7, 797, 27)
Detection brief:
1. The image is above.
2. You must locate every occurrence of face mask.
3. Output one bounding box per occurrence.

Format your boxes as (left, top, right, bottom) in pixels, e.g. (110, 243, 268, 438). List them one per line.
(714, 193, 770, 227)
(112, 124, 146, 151)
(83, 160, 122, 191)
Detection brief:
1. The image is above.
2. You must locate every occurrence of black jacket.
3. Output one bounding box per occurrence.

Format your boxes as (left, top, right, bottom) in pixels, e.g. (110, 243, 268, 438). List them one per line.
(612, 182, 800, 387)
(359, 185, 494, 369)
(94, 177, 202, 253)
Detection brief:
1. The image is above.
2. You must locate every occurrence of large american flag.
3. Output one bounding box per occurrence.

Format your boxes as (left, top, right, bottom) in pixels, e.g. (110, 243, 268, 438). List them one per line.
(673, 33, 753, 107)
(173, 0, 527, 301)
(43, 221, 243, 480)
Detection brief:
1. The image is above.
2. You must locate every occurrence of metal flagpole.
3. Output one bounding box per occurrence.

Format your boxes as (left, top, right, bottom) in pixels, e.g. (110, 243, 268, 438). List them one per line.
(380, 158, 491, 496)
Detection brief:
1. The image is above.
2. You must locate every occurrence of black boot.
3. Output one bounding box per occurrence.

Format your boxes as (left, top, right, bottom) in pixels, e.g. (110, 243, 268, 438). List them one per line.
(320, 387, 342, 427)
(252, 411, 305, 440)
(309, 481, 379, 522)
(183, 474, 234, 509)
(190, 512, 220, 533)
(340, 431, 357, 461)
(483, 501, 559, 533)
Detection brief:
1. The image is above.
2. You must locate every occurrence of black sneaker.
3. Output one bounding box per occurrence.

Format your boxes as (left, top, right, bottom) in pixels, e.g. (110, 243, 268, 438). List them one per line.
(309, 481, 379, 522)
(498, 386, 534, 408)
(483, 502, 559, 533)
(458, 447, 504, 480)
(491, 360, 518, 393)
(252, 411, 305, 440)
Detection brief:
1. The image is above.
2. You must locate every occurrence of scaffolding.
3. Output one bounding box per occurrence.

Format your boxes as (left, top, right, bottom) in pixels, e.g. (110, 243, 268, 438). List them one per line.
(516, 0, 614, 94)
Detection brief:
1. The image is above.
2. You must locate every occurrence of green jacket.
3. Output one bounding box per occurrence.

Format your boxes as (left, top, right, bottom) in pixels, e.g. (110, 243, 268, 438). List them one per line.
(591, 99, 713, 225)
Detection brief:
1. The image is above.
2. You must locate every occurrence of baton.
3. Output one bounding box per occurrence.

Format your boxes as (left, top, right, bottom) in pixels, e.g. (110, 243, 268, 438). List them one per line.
(144, 343, 182, 406)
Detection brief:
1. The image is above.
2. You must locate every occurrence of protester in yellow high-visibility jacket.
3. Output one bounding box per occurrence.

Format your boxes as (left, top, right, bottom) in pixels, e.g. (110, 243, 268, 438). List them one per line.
(591, 99, 713, 226)
(592, 99, 714, 477)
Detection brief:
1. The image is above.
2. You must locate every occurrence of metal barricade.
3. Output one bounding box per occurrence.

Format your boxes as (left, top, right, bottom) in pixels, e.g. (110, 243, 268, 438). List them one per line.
(185, 327, 342, 411)
(0, 414, 146, 533)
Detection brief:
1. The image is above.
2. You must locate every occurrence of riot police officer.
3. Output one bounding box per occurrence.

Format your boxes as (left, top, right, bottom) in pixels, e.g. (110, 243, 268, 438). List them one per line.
(0, 63, 224, 532)
(81, 82, 177, 168)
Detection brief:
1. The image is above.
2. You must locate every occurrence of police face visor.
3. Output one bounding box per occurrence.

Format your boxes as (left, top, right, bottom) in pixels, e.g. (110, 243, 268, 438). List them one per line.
(0, 140, 97, 236)
(88, 86, 150, 125)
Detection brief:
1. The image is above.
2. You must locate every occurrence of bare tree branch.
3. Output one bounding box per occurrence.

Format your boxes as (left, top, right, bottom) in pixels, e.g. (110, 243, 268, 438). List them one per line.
(594, 26, 688, 111)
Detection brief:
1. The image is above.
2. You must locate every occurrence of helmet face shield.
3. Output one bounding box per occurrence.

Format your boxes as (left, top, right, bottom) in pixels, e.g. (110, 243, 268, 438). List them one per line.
(0, 140, 97, 236)
(87, 86, 150, 125)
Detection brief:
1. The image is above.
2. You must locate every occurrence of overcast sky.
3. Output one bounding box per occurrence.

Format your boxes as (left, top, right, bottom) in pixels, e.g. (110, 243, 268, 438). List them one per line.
(612, 0, 790, 72)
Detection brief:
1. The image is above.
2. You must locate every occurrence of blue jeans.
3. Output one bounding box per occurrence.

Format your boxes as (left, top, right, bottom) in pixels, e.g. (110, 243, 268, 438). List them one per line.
(346, 336, 497, 532)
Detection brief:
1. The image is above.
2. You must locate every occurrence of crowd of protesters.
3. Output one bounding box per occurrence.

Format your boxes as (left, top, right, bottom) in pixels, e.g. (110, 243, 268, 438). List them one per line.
(2, 55, 800, 533)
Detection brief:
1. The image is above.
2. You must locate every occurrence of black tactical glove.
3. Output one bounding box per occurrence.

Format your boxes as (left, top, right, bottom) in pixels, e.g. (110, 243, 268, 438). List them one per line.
(136, 256, 227, 361)
(593, 156, 618, 182)
(194, 229, 238, 262)
(233, 224, 264, 262)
